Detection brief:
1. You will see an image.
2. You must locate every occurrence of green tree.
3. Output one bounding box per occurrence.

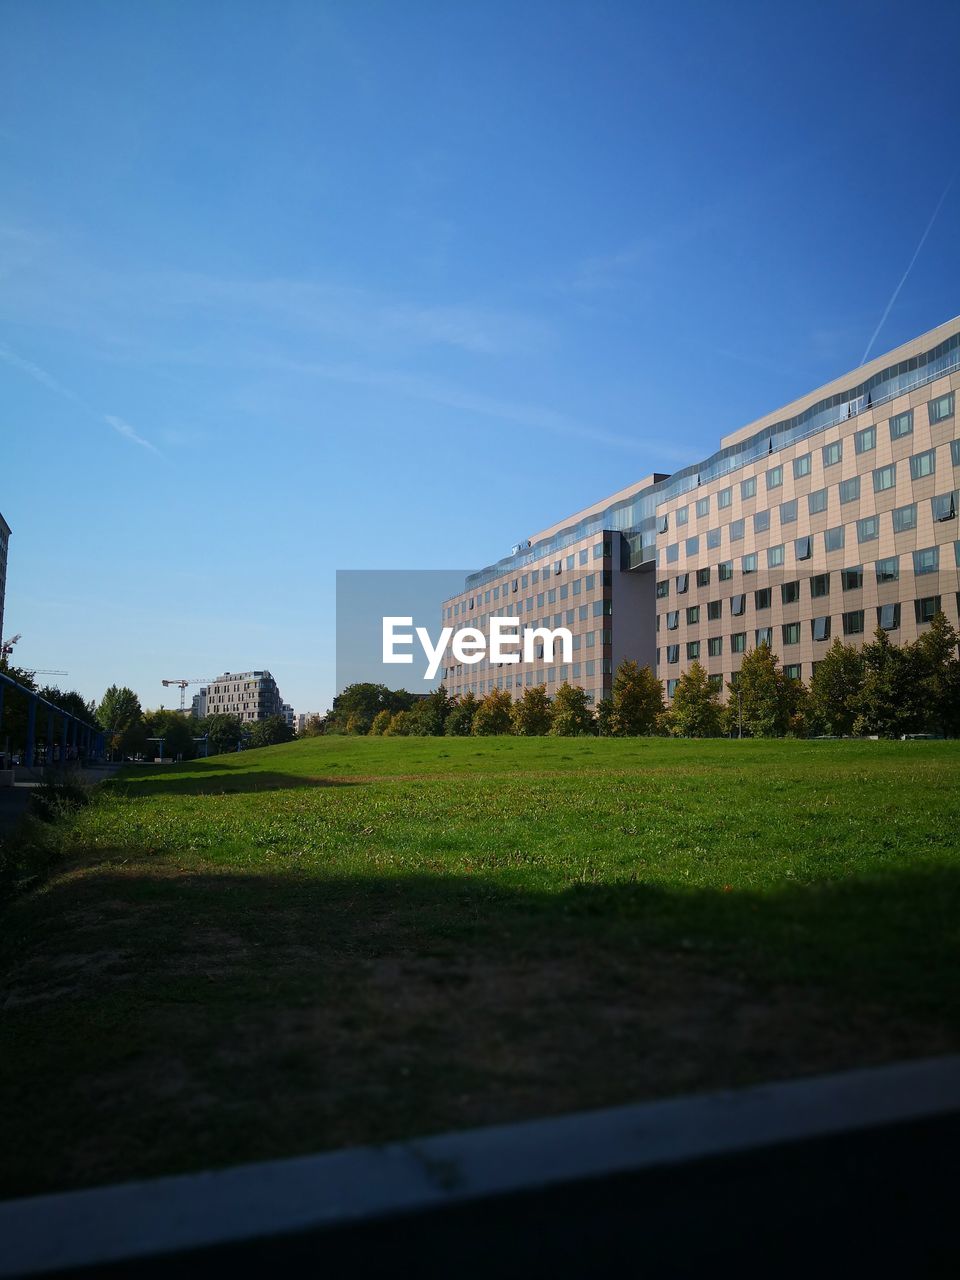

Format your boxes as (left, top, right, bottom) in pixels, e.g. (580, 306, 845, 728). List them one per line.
(247, 715, 294, 748)
(550, 682, 594, 736)
(854, 628, 927, 738)
(383, 709, 412, 736)
(142, 709, 196, 760)
(298, 714, 326, 737)
(594, 697, 615, 737)
(96, 685, 143, 760)
(202, 713, 244, 755)
(405, 686, 453, 736)
(328, 683, 416, 734)
(730, 643, 798, 738)
(670, 662, 724, 737)
(511, 684, 553, 735)
(369, 709, 392, 735)
(610, 660, 663, 735)
(806, 639, 865, 736)
(472, 688, 514, 735)
(914, 611, 960, 736)
(445, 692, 478, 736)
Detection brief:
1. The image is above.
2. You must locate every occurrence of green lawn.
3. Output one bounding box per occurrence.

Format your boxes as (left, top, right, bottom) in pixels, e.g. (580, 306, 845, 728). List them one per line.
(1, 736, 959, 1199)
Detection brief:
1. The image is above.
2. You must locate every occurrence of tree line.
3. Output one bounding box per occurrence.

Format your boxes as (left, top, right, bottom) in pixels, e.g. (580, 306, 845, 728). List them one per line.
(95, 685, 295, 759)
(324, 611, 960, 739)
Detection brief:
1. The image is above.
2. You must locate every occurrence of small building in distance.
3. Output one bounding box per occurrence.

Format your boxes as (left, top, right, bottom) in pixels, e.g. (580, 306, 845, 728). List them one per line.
(195, 671, 285, 723)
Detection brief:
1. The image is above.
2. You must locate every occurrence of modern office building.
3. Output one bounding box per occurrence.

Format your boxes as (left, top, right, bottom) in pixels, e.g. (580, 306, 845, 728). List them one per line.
(0, 511, 10, 644)
(441, 317, 960, 704)
(195, 671, 285, 722)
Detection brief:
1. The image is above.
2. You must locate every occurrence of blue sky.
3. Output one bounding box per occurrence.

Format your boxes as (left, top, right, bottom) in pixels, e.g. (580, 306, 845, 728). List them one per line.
(2, 0, 958, 714)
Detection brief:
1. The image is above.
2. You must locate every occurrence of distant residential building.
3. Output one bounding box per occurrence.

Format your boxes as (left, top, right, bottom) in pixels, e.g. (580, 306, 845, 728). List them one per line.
(281, 703, 295, 730)
(196, 671, 284, 722)
(294, 712, 323, 734)
(0, 511, 10, 643)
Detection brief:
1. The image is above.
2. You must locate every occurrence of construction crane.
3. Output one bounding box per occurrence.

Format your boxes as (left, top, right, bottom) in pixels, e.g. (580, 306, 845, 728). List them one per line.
(161, 678, 215, 712)
(2, 635, 67, 677)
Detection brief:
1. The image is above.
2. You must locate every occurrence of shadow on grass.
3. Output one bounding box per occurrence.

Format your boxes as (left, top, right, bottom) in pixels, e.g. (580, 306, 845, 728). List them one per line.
(105, 770, 363, 798)
(1, 860, 958, 1198)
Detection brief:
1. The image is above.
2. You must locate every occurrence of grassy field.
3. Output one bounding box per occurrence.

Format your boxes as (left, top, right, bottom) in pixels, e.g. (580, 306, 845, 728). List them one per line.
(1, 736, 959, 1199)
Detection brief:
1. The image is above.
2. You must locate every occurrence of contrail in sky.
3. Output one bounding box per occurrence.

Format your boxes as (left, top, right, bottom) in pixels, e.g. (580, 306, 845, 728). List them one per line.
(860, 181, 953, 365)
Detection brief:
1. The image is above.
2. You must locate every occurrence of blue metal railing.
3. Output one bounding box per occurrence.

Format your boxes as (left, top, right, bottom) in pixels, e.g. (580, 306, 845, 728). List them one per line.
(0, 670, 105, 768)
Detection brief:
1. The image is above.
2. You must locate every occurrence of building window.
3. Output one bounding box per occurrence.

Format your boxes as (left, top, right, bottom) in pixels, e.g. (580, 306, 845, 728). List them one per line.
(781, 580, 800, 604)
(676, 573, 689, 594)
(892, 503, 917, 534)
(780, 498, 798, 524)
(794, 453, 811, 478)
(824, 525, 845, 552)
(766, 464, 783, 490)
(795, 535, 812, 561)
(889, 409, 914, 440)
(855, 424, 876, 454)
(839, 477, 861, 504)
(875, 556, 899, 583)
(707, 599, 722, 620)
(856, 516, 879, 543)
(756, 627, 773, 647)
(755, 587, 772, 610)
(810, 573, 830, 598)
(931, 491, 957, 522)
(753, 510, 770, 533)
(841, 565, 863, 591)
(782, 621, 801, 645)
(687, 641, 700, 660)
(873, 464, 896, 492)
(912, 546, 939, 576)
(767, 543, 784, 568)
(842, 610, 865, 636)
(741, 476, 757, 500)
(691, 496, 709, 520)
(928, 391, 955, 425)
(731, 593, 746, 616)
(731, 632, 747, 654)
(666, 543, 679, 563)
(812, 615, 831, 642)
(878, 602, 901, 631)
(686, 605, 700, 625)
(742, 552, 757, 574)
(718, 560, 733, 581)
(910, 449, 936, 480)
(666, 611, 679, 630)
(706, 527, 722, 549)
(784, 664, 802, 681)
(822, 441, 842, 467)
(808, 488, 828, 515)
(914, 596, 941, 625)
(656, 579, 669, 598)
(696, 567, 711, 588)
(730, 519, 745, 541)
(666, 645, 680, 664)
(707, 636, 722, 657)
(718, 486, 732, 509)
(676, 505, 689, 527)
(952, 440, 960, 467)
(685, 535, 699, 556)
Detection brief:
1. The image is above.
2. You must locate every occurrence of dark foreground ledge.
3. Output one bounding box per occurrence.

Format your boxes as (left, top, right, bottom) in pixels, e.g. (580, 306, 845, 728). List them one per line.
(2, 1055, 958, 1278)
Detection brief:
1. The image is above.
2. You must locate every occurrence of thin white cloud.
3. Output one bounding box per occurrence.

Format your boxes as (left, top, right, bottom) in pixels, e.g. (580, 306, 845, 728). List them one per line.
(860, 180, 954, 365)
(0, 341, 160, 457)
(103, 414, 161, 455)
